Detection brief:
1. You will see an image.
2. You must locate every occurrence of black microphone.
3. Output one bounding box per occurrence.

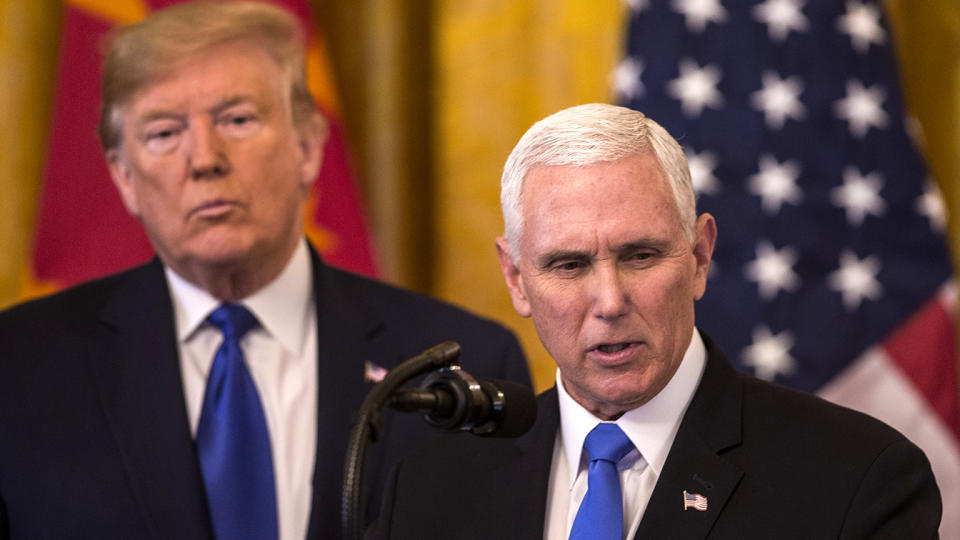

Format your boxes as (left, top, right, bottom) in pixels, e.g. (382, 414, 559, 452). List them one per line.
(389, 365, 537, 438)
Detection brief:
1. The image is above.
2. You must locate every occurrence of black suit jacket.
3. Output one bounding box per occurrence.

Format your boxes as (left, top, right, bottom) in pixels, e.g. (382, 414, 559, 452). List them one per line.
(0, 247, 530, 539)
(377, 333, 941, 539)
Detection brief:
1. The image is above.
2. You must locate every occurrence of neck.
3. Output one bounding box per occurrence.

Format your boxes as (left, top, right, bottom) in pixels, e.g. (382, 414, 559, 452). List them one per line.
(164, 238, 300, 302)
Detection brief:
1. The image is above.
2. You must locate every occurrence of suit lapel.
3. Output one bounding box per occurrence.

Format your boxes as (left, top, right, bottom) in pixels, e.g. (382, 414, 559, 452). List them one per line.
(507, 388, 562, 539)
(633, 334, 744, 540)
(304, 251, 384, 538)
(86, 259, 212, 539)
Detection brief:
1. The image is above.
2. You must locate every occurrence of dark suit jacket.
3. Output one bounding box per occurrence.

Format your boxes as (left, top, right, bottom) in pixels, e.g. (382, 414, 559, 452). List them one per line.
(376, 333, 942, 539)
(0, 247, 531, 539)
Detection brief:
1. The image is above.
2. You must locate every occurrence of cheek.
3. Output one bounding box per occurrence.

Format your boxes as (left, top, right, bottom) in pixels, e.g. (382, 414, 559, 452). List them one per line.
(526, 281, 587, 341)
(126, 168, 168, 213)
(637, 267, 698, 334)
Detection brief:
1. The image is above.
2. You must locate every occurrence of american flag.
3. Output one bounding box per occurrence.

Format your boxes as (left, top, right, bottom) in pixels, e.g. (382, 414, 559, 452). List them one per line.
(616, 1, 960, 536)
(683, 490, 708, 512)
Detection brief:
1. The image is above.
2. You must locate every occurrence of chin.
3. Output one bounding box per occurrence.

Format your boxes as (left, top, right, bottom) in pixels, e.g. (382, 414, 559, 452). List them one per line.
(187, 233, 260, 267)
(594, 377, 657, 410)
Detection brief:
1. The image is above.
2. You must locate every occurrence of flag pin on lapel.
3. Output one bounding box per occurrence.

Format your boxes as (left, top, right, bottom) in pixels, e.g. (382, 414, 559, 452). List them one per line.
(364, 361, 388, 383)
(683, 490, 708, 511)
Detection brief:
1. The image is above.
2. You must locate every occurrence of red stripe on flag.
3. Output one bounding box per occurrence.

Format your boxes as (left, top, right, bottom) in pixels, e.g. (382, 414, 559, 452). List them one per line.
(883, 292, 960, 441)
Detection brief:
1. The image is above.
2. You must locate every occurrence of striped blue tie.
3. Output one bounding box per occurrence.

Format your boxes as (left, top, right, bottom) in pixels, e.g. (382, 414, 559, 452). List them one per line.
(196, 303, 277, 540)
(569, 423, 634, 540)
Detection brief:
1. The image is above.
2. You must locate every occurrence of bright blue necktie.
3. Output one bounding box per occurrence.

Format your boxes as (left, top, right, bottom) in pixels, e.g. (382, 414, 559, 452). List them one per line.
(196, 303, 278, 540)
(569, 423, 634, 540)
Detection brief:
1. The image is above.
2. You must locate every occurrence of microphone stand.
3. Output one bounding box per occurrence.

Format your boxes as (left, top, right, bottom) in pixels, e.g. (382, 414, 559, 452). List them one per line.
(341, 341, 461, 540)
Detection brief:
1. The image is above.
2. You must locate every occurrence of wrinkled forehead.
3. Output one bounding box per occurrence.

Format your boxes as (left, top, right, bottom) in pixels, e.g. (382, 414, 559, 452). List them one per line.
(518, 155, 683, 249)
(520, 154, 673, 214)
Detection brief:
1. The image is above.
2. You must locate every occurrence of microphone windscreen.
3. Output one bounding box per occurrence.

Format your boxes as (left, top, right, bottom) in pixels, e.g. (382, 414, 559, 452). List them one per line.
(476, 379, 537, 438)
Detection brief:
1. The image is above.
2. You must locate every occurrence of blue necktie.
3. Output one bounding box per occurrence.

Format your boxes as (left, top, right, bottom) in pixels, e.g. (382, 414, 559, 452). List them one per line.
(569, 423, 635, 540)
(196, 304, 278, 540)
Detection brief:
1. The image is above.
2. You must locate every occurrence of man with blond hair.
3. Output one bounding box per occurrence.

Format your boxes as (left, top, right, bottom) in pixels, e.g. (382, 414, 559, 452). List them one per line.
(0, 2, 529, 539)
(375, 103, 941, 539)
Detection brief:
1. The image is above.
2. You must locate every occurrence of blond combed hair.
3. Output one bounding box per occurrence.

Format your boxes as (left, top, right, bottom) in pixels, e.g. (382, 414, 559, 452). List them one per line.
(98, 0, 318, 150)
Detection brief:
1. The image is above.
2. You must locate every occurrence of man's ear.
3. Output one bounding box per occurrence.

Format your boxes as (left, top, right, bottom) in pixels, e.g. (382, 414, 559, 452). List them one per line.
(496, 236, 532, 318)
(106, 149, 141, 217)
(297, 116, 326, 193)
(692, 213, 717, 300)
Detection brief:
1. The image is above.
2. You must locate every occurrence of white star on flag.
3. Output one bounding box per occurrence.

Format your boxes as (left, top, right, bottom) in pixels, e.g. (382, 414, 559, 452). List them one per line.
(742, 325, 797, 381)
(752, 0, 808, 42)
(671, 0, 727, 33)
(612, 57, 644, 101)
(751, 71, 806, 129)
(828, 250, 883, 311)
(916, 181, 947, 232)
(685, 148, 721, 196)
(836, 0, 886, 54)
(625, 0, 650, 12)
(748, 154, 803, 215)
(745, 240, 801, 300)
(834, 80, 888, 138)
(831, 167, 886, 226)
(667, 59, 724, 117)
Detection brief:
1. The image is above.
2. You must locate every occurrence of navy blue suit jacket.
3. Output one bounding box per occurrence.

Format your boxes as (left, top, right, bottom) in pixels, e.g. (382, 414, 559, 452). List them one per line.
(0, 246, 530, 539)
(376, 333, 941, 539)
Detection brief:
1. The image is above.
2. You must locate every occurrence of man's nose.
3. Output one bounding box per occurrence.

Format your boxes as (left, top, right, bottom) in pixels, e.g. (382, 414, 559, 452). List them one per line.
(592, 264, 629, 321)
(188, 122, 231, 180)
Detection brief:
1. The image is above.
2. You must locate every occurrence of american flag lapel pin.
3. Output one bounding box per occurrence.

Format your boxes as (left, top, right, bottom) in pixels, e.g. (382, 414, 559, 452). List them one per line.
(364, 361, 388, 383)
(683, 490, 708, 512)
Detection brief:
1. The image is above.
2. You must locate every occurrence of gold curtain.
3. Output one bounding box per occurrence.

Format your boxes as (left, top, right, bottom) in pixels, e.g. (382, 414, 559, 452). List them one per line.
(0, 0, 60, 308)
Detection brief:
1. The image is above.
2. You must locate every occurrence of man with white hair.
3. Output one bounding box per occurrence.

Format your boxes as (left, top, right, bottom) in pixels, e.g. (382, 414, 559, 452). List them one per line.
(375, 103, 941, 539)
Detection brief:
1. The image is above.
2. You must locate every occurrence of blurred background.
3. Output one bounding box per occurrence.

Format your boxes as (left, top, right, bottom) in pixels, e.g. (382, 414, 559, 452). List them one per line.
(1, 0, 959, 534)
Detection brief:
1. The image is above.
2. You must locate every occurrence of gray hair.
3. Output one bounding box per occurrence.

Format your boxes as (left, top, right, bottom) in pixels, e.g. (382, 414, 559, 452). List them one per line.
(500, 103, 696, 258)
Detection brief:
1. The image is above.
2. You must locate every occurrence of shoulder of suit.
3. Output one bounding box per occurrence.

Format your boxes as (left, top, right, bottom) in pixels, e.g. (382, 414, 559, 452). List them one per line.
(320, 263, 512, 335)
(0, 261, 157, 334)
(736, 370, 912, 449)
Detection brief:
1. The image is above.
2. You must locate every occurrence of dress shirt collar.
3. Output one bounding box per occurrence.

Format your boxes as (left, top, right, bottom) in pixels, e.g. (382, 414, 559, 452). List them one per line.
(557, 328, 707, 488)
(165, 239, 313, 357)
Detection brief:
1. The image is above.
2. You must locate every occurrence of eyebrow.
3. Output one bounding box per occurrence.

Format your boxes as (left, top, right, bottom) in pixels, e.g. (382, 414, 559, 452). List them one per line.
(535, 237, 674, 269)
(208, 95, 262, 117)
(135, 95, 265, 126)
(613, 238, 674, 255)
(135, 109, 185, 126)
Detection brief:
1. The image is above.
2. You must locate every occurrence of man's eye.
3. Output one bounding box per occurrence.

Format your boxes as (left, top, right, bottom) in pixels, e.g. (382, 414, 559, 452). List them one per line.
(150, 129, 176, 139)
(220, 113, 261, 138)
(144, 127, 182, 154)
(552, 261, 586, 273)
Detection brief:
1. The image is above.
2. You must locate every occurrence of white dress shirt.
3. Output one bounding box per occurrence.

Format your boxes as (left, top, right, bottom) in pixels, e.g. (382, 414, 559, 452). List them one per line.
(542, 329, 707, 540)
(166, 239, 318, 540)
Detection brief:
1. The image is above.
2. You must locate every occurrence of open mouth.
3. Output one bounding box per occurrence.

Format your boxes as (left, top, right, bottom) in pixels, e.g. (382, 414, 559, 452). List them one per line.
(597, 343, 630, 353)
(593, 343, 634, 354)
